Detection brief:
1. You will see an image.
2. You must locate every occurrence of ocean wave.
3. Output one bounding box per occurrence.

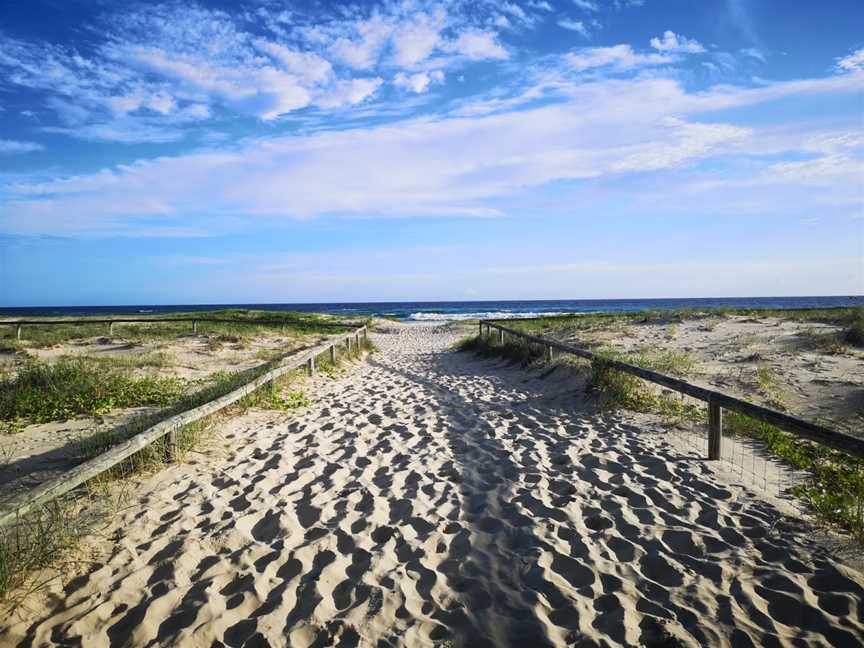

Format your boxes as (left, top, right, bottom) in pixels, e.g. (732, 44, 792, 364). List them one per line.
(407, 311, 568, 321)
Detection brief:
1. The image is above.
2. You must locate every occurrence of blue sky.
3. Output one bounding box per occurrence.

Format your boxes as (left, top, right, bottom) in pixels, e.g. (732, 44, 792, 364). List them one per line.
(0, 0, 862, 306)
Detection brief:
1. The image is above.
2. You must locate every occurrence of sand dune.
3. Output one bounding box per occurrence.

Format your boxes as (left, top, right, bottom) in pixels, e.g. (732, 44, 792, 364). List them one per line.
(3, 323, 863, 647)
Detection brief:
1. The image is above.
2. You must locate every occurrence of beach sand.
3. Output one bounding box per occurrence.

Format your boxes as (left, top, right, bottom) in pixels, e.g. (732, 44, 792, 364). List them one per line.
(3, 322, 863, 647)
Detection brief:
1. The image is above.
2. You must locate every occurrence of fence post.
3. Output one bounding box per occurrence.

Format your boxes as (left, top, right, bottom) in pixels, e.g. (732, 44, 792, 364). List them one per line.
(330, 345, 337, 364)
(193, 320, 198, 335)
(708, 402, 723, 460)
(108, 321, 114, 335)
(499, 328, 504, 345)
(16, 324, 22, 340)
(307, 357, 315, 377)
(167, 428, 178, 462)
(546, 344, 553, 363)
(478, 321, 482, 337)
(363, 327, 368, 340)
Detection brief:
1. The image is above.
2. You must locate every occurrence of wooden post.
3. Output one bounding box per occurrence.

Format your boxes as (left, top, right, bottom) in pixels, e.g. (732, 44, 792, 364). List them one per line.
(16, 324, 22, 341)
(363, 328, 368, 340)
(108, 321, 114, 335)
(346, 337, 351, 353)
(330, 345, 337, 364)
(499, 328, 504, 345)
(478, 321, 483, 337)
(192, 320, 198, 335)
(546, 344, 553, 362)
(708, 402, 722, 460)
(306, 357, 315, 377)
(167, 429, 178, 462)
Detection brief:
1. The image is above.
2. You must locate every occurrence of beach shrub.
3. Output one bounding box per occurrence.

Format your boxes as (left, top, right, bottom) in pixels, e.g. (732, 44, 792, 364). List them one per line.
(845, 307, 864, 347)
(0, 357, 185, 424)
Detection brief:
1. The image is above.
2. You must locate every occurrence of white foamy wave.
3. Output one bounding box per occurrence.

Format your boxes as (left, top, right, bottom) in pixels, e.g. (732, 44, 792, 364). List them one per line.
(407, 311, 568, 322)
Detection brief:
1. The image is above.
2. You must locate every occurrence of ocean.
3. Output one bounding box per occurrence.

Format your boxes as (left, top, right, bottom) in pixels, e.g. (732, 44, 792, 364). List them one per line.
(1, 296, 861, 322)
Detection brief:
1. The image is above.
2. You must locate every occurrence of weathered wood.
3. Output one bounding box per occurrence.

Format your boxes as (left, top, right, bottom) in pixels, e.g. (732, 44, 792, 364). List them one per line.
(307, 357, 315, 377)
(192, 320, 198, 334)
(0, 326, 367, 529)
(481, 320, 864, 459)
(330, 345, 337, 363)
(16, 324, 22, 340)
(499, 329, 504, 344)
(167, 429, 178, 462)
(108, 322, 114, 334)
(708, 402, 722, 460)
(546, 344, 553, 363)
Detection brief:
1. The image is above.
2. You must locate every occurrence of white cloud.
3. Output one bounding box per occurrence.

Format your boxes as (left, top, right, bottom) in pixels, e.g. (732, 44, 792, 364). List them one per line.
(837, 48, 864, 72)
(650, 31, 706, 54)
(558, 19, 590, 37)
(394, 70, 445, 93)
(0, 140, 44, 154)
(391, 12, 444, 67)
(572, 0, 599, 11)
(8, 72, 860, 238)
(315, 77, 383, 108)
(565, 45, 672, 72)
(447, 30, 509, 60)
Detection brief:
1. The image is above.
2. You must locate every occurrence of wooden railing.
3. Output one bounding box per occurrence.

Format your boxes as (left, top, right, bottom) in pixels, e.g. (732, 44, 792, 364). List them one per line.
(479, 320, 864, 460)
(2, 317, 362, 340)
(0, 325, 368, 529)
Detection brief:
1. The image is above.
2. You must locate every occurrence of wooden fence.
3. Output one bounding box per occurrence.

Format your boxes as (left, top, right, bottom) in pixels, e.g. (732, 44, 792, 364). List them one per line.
(2, 317, 361, 340)
(479, 320, 864, 461)
(0, 325, 368, 529)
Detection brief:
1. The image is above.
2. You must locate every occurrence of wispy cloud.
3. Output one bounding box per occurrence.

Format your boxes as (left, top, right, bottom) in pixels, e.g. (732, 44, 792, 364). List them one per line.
(4, 66, 861, 237)
(0, 139, 44, 154)
(0, 1, 522, 141)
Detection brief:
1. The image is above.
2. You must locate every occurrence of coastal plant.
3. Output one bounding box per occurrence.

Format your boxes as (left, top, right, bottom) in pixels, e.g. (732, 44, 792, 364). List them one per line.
(0, 499, 87, 603)
(724, 412, 864, 539)
(0, 357, 186, 424)
(845, 307, 864, 347)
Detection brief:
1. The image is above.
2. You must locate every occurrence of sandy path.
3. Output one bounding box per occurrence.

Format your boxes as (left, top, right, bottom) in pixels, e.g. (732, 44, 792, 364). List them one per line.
(4, 324, 863, 647)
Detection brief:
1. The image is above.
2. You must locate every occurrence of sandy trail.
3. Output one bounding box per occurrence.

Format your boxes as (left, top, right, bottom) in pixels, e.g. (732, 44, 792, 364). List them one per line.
(4, 324, 863, 647)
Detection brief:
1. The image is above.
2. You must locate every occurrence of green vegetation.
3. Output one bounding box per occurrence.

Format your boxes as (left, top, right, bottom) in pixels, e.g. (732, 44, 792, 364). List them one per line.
(0, 500, 84, 604)
(845, 307, 864, 347)
(0, 357, 185, 425)
(725, 412, 864, 540)
(755, 365, 787, 410)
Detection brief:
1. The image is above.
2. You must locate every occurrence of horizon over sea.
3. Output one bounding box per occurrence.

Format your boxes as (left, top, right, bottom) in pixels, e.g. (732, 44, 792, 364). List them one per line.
(1, 296, 862, 322)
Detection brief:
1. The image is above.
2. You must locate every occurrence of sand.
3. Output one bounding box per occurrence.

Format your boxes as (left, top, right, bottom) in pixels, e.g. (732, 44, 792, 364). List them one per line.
(2, 323, 863, 647)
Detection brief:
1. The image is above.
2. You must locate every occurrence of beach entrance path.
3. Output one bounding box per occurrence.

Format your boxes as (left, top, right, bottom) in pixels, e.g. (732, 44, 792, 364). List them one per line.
(5, 324, 863, 647)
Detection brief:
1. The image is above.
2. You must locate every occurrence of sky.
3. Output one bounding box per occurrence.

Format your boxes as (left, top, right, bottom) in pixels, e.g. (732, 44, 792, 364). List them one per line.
(0, 0, 862, 306)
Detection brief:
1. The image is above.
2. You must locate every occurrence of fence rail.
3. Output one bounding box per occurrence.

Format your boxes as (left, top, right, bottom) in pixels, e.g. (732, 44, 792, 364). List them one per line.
(479, 320, 864, 460)
(0, 325, 368, 529)
(2, 317, 362, 339)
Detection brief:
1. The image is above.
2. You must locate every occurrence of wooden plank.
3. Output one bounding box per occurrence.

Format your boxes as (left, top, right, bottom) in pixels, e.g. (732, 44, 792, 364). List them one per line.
(481, 320, 864, 459)
(0, 326, 367, 529)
